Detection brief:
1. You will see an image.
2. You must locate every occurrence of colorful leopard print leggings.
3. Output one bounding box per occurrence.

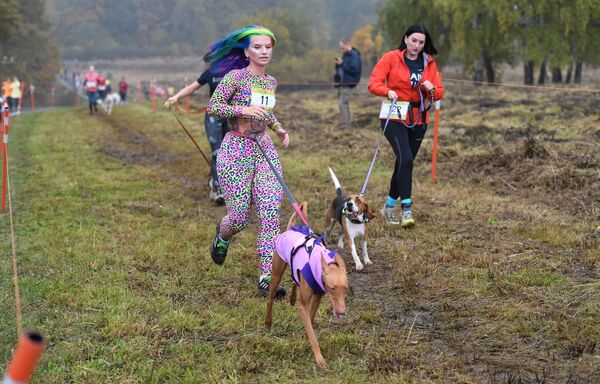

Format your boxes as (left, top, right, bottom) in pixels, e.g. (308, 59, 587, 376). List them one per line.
(216, 132, 283, 277)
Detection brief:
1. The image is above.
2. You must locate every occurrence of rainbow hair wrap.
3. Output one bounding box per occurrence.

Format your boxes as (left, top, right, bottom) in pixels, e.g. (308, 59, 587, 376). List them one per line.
(203, 25, 276, 78)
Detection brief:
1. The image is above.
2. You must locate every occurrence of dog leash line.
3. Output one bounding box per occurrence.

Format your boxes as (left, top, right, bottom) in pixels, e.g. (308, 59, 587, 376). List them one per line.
(360, 86, 435, 196)
(360, 99, 397, 196)
(252, 135, 309, 226)
(171, 110, 212, 166)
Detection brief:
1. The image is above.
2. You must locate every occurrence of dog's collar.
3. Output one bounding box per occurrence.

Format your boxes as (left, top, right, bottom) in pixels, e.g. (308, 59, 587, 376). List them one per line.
(342, 207, 368, 224)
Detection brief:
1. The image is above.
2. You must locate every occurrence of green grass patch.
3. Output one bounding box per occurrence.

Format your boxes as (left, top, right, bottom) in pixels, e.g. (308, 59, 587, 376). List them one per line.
(502, 267, 570, 290)
(0, 84, 598, 383)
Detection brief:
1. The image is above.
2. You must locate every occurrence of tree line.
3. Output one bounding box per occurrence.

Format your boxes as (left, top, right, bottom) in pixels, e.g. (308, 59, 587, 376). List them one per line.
(0, 0, 60, 89)
(377, 0, 600, 84)
(2, 0, 598, 88)
(45, 0, 375, 59)
(43, 0, 375, 82)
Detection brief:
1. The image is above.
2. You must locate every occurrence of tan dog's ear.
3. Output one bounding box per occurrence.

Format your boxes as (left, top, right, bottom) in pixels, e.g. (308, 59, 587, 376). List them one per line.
(334, 253, 346, 270)
(301, 201, 308, 219)
(321, 251, 338, 271)
(288, 201, 309, 230)
(286, 210, 297, 230)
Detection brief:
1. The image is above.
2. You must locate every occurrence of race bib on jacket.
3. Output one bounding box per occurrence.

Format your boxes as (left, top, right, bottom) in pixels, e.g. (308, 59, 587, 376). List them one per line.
(379, 100, 409, 120)
(250, 86, 276, 109)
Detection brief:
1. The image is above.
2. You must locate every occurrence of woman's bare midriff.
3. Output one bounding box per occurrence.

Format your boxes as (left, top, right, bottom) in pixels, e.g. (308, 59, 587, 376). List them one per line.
(235, 118, 253, 134)
(231, 117, 268, 135)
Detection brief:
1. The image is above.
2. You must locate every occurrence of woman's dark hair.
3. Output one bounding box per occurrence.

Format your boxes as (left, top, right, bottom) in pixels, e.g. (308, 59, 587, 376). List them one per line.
(398, 23, 437, 55)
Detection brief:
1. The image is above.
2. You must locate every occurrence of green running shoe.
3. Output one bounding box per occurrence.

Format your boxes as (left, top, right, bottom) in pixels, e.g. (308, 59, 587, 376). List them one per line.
(210, 223, 229, 265)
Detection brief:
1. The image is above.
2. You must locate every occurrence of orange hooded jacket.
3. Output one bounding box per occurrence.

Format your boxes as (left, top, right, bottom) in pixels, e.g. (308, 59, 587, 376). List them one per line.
(369, 49, 443, 125)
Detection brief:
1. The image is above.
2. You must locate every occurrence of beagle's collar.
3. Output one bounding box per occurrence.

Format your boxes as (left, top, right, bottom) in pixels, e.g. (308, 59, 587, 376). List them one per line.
(342, 207, 369, 224)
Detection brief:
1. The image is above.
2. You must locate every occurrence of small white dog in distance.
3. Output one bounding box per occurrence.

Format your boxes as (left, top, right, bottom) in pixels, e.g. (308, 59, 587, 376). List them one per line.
(97, 92, 121, 115)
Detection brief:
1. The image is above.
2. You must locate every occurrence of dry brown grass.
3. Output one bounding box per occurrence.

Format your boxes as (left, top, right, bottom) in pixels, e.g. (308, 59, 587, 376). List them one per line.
(1, 79, 598, 382)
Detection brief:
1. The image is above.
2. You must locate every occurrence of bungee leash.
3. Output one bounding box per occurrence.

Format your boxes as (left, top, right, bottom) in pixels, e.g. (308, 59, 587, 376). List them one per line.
(360, 99, 397, 196)
(170, 109, 212, 166)
(250, 133, 309, 227)
(400, 87, 435, 129)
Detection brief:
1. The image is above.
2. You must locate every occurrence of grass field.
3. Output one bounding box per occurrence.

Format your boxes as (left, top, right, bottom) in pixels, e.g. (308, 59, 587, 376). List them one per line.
(0, 84, 598, 383)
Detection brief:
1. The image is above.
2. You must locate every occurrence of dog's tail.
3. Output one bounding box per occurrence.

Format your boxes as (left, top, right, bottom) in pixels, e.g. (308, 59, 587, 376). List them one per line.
(328, 167, 343, 197)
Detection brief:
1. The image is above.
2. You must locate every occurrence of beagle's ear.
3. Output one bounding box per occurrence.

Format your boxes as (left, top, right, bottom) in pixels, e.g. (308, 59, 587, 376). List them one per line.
(365, 201, 376, 220)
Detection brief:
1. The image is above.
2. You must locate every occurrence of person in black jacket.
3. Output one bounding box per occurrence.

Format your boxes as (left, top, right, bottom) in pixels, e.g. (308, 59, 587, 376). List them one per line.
(335, 39, 361, 128)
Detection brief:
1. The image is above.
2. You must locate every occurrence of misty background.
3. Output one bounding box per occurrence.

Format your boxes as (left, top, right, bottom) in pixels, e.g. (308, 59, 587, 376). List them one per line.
(1, 0, 599, 96)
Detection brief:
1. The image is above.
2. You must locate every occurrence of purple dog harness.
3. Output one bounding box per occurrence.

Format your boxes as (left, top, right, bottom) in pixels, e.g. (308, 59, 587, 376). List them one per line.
(276, 226, 337, 294)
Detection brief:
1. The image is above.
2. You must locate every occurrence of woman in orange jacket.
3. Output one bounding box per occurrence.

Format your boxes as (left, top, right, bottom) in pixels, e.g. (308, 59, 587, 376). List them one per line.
(369, 23, 444, 226)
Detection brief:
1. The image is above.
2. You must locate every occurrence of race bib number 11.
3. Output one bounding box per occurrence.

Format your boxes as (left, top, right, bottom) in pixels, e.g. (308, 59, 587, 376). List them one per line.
(251, 87, 276, 109)
(379, 100, 409, 120)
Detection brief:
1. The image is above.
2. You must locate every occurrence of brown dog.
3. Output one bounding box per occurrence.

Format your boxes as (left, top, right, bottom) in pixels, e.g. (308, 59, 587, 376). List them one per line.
(265, 202, 348, 368)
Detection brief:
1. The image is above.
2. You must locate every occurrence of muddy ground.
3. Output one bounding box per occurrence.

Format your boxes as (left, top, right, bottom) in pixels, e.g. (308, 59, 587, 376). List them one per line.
(94, 82, 599, 382)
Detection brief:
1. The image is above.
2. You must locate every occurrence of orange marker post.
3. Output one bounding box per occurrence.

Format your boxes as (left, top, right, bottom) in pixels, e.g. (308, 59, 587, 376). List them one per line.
(430, 72, 443, 183)
(1, 103, 9, 212)
(3, 332, 45, 384)
(431, 99, 441, 183)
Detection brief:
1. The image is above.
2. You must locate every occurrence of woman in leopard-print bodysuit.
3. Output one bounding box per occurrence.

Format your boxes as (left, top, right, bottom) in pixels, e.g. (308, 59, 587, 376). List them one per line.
(206, 26, 289, 298)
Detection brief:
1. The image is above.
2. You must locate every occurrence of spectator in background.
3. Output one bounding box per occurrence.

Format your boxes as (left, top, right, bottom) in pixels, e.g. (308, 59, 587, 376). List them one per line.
(97, 73, 107, 100)
(166, 63, 229, 205)
(83, 65, 99, 115)
(2, 78, 12, 109)
(334, 39, 361, 128)
(9, 77, 21, 113)
(166, 85, 175, 97)
(73, 72, 82, 92)
(105, 78, 112, 96)
(118, 77, 128, 103)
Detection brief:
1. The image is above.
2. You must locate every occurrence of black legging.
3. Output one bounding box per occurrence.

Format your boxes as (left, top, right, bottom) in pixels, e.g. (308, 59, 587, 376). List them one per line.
(204, 113, 229, 187)
(383, 120, 427, 200)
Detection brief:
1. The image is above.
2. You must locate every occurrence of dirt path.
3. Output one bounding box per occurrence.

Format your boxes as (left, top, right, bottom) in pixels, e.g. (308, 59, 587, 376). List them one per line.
(87, 88, 599, 382)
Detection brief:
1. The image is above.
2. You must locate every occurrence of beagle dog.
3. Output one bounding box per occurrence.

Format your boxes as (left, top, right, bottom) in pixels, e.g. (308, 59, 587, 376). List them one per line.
(324, 167, 375, 271)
